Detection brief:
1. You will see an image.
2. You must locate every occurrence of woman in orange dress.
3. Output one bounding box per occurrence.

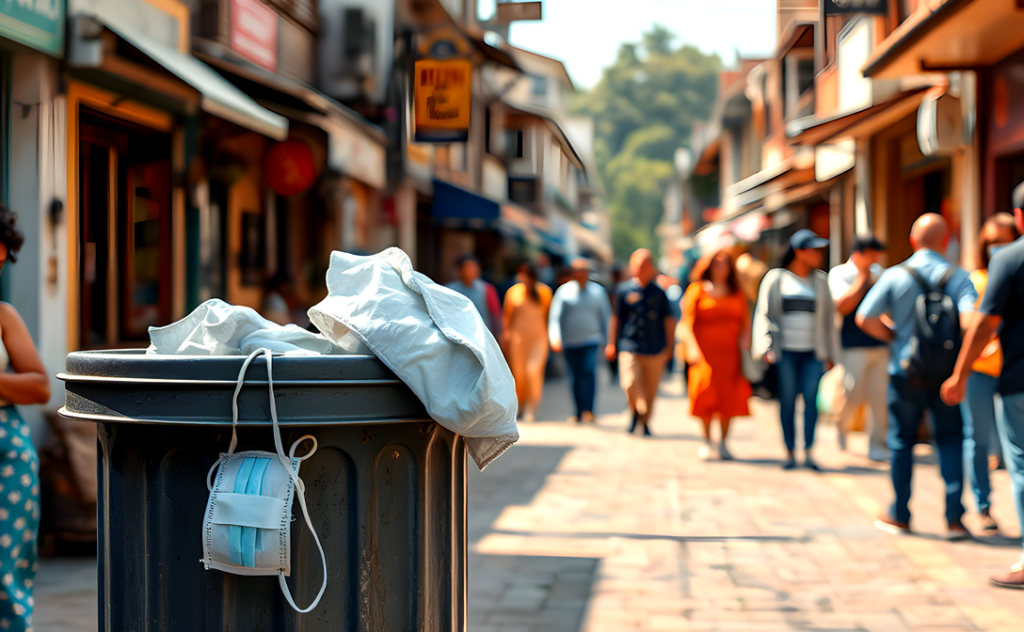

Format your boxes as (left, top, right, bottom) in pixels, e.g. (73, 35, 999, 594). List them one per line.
(681, 250, 752, 460)
(503, 262, 553, 423)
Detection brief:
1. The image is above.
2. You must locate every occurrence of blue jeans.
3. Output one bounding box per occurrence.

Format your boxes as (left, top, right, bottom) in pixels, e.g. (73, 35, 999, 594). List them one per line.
(563, 344, 599, 417)
(961, 372, 1001, 512)
(887, 374, 965, 525)
(776, 350, 823, 452)
(998, 392, 1024, 562)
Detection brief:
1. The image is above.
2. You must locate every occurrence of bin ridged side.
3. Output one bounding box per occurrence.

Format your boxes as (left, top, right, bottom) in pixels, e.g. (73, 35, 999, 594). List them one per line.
(67, 351, 468, 632)
(97, 421, 466, 631)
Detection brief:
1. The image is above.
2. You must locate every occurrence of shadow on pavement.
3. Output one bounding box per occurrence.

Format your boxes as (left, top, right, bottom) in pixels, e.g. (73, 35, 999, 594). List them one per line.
(468, 554, 598, 632)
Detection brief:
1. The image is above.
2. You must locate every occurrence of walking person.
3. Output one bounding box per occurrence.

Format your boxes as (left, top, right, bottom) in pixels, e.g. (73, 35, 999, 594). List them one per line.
(828, 236, 891, 462)
(0, 204, 51, 631)
(549, 258, 611, 424)
(752, 230, 838, 470)
(959, 214, 1019, 533)
(858, 213, 977, 541)
(943, 183, 1024, 587)
(447, 254, 503, 340)
(503, 262, 553, 423)
(606, 249, 676, 437)
(680, 250, 752, 460)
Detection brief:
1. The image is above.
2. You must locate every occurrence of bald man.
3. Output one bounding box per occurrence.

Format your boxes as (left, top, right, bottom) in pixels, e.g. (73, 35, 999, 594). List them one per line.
(856, 213, 978, 540)
(606, 249, 676, 436)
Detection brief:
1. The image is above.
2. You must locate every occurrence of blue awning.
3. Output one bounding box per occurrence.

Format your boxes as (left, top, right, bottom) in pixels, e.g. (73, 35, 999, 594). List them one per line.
(432, 180, 500, 223)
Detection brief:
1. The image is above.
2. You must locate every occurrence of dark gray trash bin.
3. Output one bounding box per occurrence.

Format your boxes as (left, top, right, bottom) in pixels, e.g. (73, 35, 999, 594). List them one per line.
(59, 350, 467, 631)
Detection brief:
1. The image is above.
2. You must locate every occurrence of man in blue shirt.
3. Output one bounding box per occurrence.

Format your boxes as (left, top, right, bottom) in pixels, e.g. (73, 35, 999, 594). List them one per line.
(606, 249, 676, 437)
(549, 258, 612, 424)
(942, 182, 1024, 589)
(446, 255, 502, 340)
(857, 213, 977, 541)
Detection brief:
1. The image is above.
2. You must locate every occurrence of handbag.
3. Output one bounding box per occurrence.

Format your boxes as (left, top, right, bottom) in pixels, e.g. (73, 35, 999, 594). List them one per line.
(201, 348, 328, 613)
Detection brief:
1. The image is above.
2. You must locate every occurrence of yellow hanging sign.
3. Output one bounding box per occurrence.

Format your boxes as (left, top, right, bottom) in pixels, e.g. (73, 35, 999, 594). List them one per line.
(414, 58, 472, 143)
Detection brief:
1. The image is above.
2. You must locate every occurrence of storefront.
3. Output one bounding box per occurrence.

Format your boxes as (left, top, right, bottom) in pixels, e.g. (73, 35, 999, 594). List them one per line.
(65, 2, 287, 349)
(983, 48, 1024, 218)
(193, 37, 388, 321)
(862, 0, 1024, 268)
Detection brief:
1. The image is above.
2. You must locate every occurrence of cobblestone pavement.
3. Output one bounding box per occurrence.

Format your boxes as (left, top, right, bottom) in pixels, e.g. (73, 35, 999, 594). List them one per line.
(467, 368, 1024, 632)
(30, 367, 1024, 632)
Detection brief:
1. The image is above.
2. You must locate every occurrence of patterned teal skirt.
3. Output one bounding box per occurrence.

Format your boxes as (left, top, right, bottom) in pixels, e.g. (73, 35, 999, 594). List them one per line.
(0, 406, 39, 632)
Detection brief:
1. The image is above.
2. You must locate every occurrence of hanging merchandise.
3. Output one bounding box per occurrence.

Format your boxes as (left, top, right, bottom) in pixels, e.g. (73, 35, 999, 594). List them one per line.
(265, 140, 316, 196)
(201, 349, 327, 613)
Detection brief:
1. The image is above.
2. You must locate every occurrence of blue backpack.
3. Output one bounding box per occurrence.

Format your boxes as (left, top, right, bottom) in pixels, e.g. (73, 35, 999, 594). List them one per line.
(902, 266, 961, 388)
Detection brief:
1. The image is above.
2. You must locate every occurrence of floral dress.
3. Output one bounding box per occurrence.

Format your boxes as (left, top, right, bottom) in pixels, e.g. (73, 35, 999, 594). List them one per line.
(0, 405, 40, 632)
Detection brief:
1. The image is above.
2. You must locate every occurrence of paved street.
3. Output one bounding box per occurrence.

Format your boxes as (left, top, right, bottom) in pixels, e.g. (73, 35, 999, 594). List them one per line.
(32, 367, 1024, 631)
(467, 367, 1024, 632)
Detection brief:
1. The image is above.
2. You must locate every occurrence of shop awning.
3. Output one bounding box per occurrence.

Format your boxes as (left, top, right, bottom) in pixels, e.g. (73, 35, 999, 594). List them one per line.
(432, 179, 501, 225)
(787, 87, 929, 146)
(864, 0, 1024, 80)
(194, 42, 387, 189)
(95, 14, 287, 140)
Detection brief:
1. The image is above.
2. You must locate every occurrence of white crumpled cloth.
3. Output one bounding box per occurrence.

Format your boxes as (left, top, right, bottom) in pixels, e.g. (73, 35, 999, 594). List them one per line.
(148, 299, 367, 356)
(309, 248, 519, 470)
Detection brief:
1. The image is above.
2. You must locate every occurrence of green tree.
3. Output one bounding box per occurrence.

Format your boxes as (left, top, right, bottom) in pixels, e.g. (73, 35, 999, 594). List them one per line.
(573, 27, 720, 260)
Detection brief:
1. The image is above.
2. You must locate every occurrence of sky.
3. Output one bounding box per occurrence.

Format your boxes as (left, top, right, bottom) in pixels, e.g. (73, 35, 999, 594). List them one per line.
(488, 0, 779, 88)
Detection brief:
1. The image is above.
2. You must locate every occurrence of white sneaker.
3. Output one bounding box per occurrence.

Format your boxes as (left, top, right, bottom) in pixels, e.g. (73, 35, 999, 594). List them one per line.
(868, 446, 891, 462)
(697, 444, 713, 460)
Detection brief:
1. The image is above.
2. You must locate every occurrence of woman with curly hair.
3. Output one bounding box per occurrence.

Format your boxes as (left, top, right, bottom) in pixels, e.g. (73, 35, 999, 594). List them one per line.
(0, 203, 50, 631)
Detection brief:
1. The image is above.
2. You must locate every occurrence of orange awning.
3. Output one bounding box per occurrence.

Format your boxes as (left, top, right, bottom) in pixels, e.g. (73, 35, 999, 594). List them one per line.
(864, 0, 1024, 79)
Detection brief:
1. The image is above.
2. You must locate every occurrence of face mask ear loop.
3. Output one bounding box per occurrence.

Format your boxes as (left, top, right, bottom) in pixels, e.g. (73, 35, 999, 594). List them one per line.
(230, 349, 265, 456)
(209, 349, 265, 492)
(265, 351, 327, 613)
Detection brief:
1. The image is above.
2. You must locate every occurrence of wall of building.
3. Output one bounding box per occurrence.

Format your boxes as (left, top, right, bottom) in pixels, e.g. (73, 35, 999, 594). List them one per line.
(7, 54, 67, 443)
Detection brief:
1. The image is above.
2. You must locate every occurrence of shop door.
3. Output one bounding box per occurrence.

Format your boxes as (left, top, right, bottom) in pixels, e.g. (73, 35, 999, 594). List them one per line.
(78, 109, 172, 348)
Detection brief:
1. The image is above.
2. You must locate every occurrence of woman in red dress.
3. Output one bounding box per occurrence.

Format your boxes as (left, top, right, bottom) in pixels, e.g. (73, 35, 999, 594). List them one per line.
(681, 250, 752, 460)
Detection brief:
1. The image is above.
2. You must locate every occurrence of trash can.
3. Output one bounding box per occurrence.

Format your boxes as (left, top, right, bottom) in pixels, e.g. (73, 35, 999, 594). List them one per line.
(59, 350, 467, 631)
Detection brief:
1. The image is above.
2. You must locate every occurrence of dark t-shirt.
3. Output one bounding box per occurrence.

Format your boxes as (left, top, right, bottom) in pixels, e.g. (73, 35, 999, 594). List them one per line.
(979, 236, 1024, 395)
(615, 280, 673, 355)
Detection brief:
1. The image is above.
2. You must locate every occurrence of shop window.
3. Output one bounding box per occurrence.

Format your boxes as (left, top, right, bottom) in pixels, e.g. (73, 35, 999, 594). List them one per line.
(508, 176, 538, 207)
(531, 75, 548, 96)
(78, 109, 171, 348)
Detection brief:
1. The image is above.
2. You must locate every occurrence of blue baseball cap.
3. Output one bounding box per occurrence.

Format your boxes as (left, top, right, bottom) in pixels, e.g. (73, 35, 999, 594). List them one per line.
(790, 229, 829, 250)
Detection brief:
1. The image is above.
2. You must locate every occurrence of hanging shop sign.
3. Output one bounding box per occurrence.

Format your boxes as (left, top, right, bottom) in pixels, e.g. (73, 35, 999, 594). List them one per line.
(497, 1, 543, 22)
(823, 0, 888, 15)
(265, 140, 316, 196)
(0, 0, 64, 56)
(414, 58, 472, 143)
(231, 0, 278, 72)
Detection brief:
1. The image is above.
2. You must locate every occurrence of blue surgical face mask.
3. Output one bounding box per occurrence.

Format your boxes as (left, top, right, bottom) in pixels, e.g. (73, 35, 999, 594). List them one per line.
(989, 244, 1009, 259)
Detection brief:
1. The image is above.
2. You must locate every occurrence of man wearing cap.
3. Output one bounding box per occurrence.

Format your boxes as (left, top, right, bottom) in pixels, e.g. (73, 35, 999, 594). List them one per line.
(857, 213, 977, 541)
(828, 236, 891, 462)
(943, 182, 1024, 588)
(550, 258, 612, 423)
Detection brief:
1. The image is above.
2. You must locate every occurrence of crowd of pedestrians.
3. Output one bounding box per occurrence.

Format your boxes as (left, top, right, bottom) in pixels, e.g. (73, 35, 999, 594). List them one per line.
(449, 182, 1024, 590)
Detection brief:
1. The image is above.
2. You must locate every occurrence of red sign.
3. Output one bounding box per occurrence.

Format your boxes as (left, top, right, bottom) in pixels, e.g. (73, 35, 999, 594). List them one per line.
(231, 0, 277, 72)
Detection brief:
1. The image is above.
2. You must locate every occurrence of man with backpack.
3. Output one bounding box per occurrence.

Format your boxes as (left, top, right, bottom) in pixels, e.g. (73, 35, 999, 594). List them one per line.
(942, 182, 1024, 589)
(856, 213, 978, 541)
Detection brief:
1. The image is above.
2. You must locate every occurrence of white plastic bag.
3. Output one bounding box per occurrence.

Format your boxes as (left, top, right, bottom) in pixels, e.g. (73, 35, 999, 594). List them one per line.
(148, 298, 366, 356)
(308, 248, 519, 470)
